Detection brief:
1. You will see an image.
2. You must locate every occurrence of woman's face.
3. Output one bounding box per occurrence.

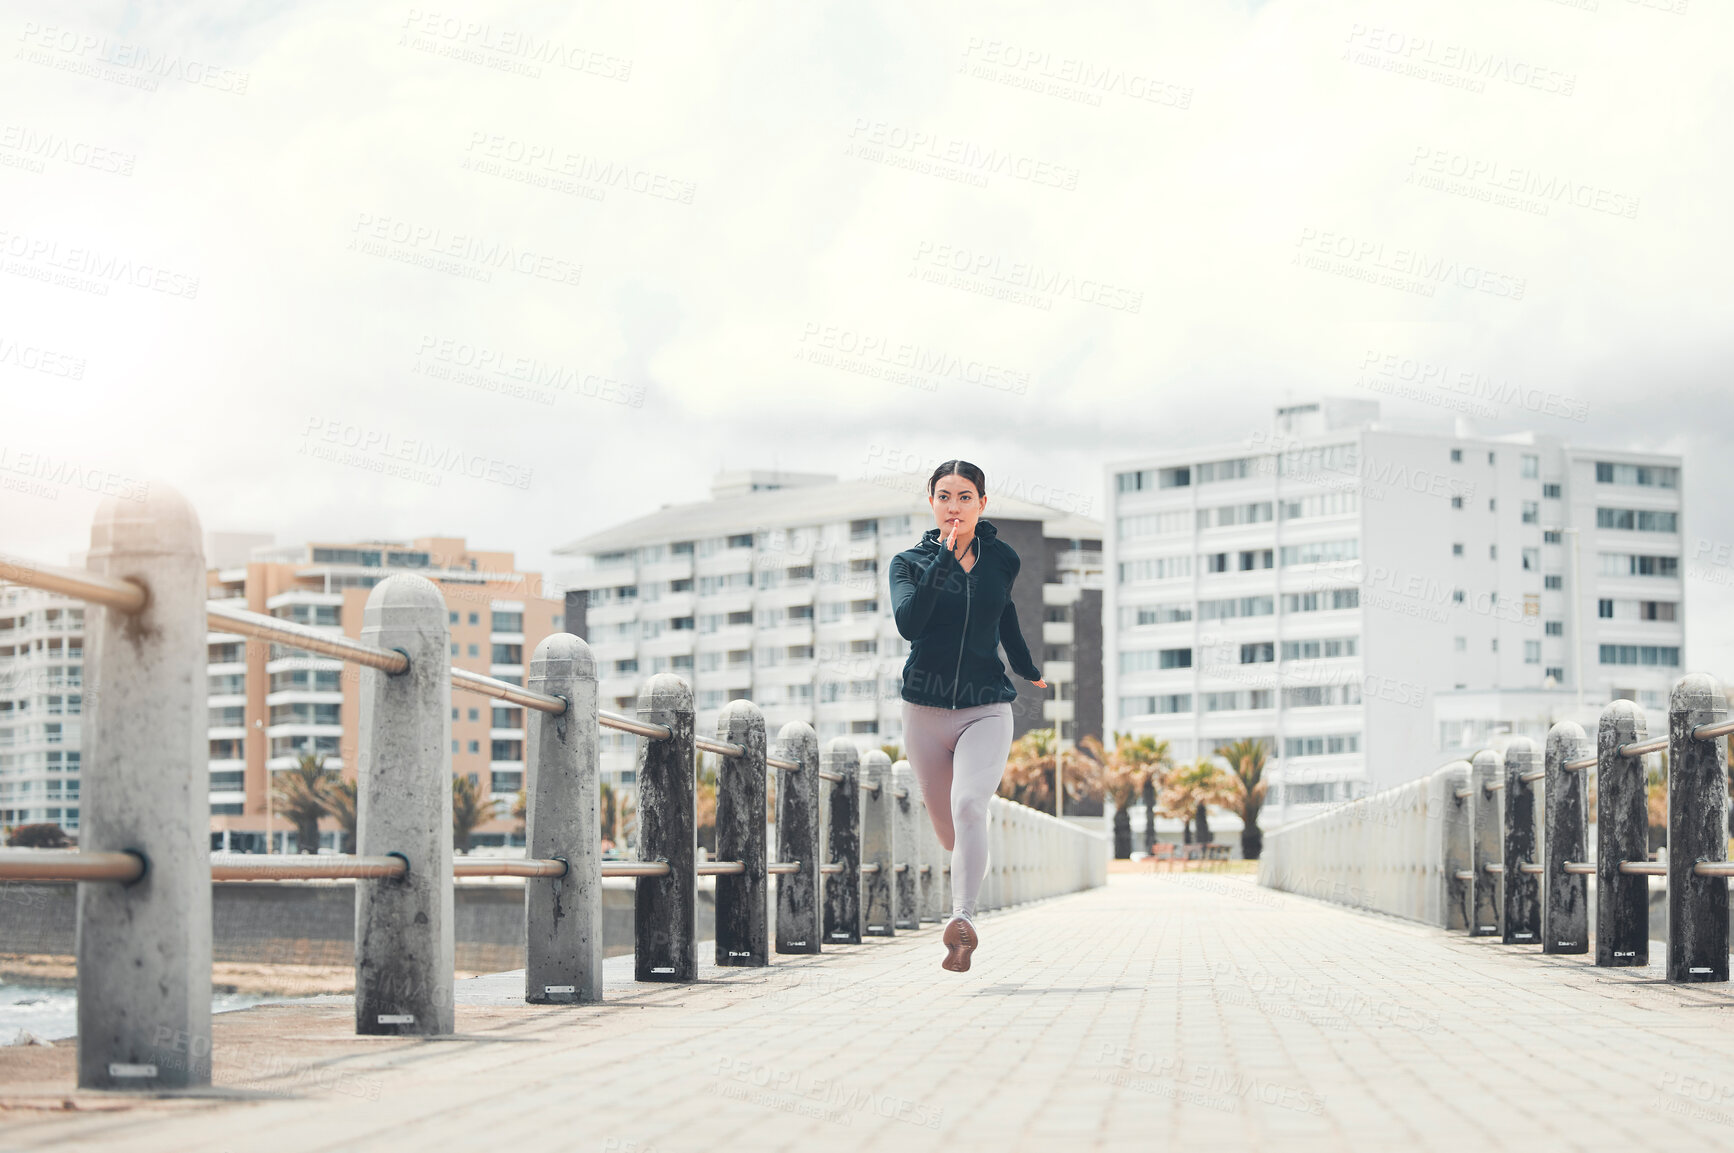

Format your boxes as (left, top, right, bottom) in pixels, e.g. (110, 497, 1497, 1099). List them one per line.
(929, 474, 984, 536)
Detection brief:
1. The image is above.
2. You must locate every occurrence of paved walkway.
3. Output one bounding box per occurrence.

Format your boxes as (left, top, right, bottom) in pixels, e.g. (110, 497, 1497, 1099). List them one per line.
(7, 873, 1734, 1151)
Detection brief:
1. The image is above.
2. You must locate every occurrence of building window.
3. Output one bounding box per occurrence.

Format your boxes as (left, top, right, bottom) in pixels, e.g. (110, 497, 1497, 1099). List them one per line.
(1543, 483, 1561, 499)
(1119, 694, 1192, 718)
(1543, 530, 1562, 544)
(1280, 637, 1358, 660)
(1451, 497, 1464, 510)
(1453, 543, 1464, 557)
(491, 611, 523, 633)
(491, 739, 524, 760)
(1197, 458, 1254, 483)
(727, 534, 754, 548)
(1522, 454, 1540, 479)
(1450, 448, 1463, 463)
(1545, 666, 1565, 681)
(1522, 548, 1539, 571)
(1598, 599, 1614, 618)
(1545, 574, 1563, 590)
(1545, 621, 1564, 636)
(1521, 501, 1539, 524)
(1598, 645, 1681, 667)
(1205, 553, 1229, 574)
(1279, 540, 1358, 566)
(492, 643, 523, 664)
(1488, 452, 1497, 465)
(1119, 648, 1192, 673)
(614, 659, 638, 674)
(1524, 641, 1541, 664)
(1239, 643, 1274, 664)
(1239, 549, 1274, 571)
(1596, 508, 1679, 533)
(1597, 553, 1679, 578)
(1454, 637, 1466, 652)
(1489, 499, 1497, 512)
(1489, 545, 1498, 560)
(1595, 462, 1679, 488)
(1283, 733, 1360, 758)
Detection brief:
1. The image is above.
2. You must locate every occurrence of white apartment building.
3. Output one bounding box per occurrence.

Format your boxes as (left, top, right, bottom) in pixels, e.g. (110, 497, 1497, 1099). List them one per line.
(555, 470, 1104, 783)
(0, 586, 85, 834)
(1106, 400, 1685, 822)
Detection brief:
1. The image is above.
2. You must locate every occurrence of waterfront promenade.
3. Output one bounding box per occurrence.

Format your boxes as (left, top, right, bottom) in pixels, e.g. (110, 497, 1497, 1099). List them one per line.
(6, 871, 1734, 1151)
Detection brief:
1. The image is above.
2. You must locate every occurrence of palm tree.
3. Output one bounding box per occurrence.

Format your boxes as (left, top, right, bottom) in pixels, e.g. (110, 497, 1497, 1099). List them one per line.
(452, 773, 498, 853)
(998, 728, 1098, 814)
(600, 780, 617, 846)
(1161, 760, 1238, 845)
(695, 757, 719, 854)
(273, 752, 337, 854)
(1082, 733, 1172, 859)
(326, 777, 358, 854)
(1215, 738, 1271, 860)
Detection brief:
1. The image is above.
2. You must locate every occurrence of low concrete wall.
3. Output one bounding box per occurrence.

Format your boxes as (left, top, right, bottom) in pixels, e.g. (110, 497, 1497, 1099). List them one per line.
(0, 879, 717, 972)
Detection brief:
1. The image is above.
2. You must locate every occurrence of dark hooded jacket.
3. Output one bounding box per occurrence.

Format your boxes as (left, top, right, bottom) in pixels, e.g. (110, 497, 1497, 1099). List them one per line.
(888, 518, 1041, 709)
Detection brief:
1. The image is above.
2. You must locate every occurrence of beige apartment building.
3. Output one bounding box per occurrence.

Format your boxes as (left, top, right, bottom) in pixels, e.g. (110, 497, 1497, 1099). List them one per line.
(205, 535, 563, 851)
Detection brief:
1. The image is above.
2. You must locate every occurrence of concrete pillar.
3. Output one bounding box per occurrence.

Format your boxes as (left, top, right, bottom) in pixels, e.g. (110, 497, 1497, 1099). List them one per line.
(1668, 674, 1728, 983)
(1502, 738, 1541, 945)
(822, 739, 860, 945)
(77, 487, 212, 1089)
(714, 700, 768, 967)
(634, 674, 695, 982)
(892, 760, 920, 930)
(773, 722, 820, 954)
(1597, 700, 1649, 968)
(1469, 750, 1502, 937)
(355, 574, 453, 1036)
(1441, 760, 1472, 932)
(860, 750, 895, 936)
(1543, 721, 1589, 955)
(524, 634, 600, 1004)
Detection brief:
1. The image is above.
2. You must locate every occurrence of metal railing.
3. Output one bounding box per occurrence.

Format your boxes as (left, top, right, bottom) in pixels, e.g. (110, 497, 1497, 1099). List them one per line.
(0, 492, 1106, 1091)
(1259, 679, 1733, 984)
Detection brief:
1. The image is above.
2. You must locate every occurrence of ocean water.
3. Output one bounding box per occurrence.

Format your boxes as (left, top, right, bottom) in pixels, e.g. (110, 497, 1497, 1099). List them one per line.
(1, 984, 287, 1045)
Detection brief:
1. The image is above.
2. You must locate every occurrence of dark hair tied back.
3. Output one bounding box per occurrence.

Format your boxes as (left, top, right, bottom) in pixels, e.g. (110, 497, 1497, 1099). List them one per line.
(927, 459, 987, 499)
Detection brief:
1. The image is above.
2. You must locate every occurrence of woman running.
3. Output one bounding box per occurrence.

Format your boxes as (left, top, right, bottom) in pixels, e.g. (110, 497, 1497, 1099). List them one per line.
(889, 460, 1046, 973)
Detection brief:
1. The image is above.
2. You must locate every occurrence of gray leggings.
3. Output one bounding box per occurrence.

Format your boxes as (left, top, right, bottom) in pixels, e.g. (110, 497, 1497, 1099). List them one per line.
(901, 700, 1013, 919)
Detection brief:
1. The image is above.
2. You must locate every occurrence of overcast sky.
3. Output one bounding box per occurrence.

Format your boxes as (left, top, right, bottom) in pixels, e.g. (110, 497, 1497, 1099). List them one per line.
(5, 0, 1732, 675)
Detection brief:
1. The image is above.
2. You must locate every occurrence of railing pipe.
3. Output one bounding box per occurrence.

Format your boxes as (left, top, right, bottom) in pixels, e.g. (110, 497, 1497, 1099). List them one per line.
(1543, 721, 1590, 955)
(205, 601, 408, 673)
(523, 633, 601, 1005)
(773, 721, 821, 955)
(354, 573, 453, 1037)
(822, 739, 861, 945)
(0, 849, 146, 882)
(714, 700, 769, 967)
(860, 750, 895, 936)
(1469, 750, 1502, 937)
(892, 760, 920, 930)
(598, 709, 672, 741)
(77, 487, 212, 1090)
(0, 552, 148, 612)
(634, 674, 696, 982)
(1502, 738, 1541, 946)
(218, 855, 408, 880)
(1597, 700, 1650, 968)
(449, 665, 564, 714)
(1667, 674, 1729, 983)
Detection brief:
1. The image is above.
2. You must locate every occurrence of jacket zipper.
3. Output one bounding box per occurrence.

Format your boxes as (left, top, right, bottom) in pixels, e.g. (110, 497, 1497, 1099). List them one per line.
(951, 553, 972, 707)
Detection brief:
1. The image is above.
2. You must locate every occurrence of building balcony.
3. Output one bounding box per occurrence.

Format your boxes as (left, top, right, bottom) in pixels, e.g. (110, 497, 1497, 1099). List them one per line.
(264, 689, 343, 708)
(265, 590, 344, 611)
(207, 791, 247, 807)
(264, 654, 344, 675)
(207, 725, 249, 741)
(1042, 621, 1074, 646)
(266, 755, 346, 771)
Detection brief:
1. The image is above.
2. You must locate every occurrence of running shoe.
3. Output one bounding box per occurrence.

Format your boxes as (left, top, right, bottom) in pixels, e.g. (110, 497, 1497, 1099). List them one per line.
(942, 914, 978, 973)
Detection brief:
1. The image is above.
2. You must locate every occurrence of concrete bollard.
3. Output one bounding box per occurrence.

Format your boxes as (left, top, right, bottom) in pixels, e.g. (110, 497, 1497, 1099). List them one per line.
(1543, 722, 1589, 955)
(1667, 674, 1729, 983)
(524, 634, 601, 1004)
(774, 722, 820, 954)
(822, 739, 861, 945)
(1469, 750, 1502, 937)
(355, 574, 454, 1036)
(892, 760, 920, 930)
(77, 487, 212, 1089)
(714, 700, 768, 967)
(1502, 738, 1541, 946)
(634, 674, 696, 982)
(860, 750, 895, 936)
(1441, 760, 1472, 932)
(1597, 700, 1649, 968)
